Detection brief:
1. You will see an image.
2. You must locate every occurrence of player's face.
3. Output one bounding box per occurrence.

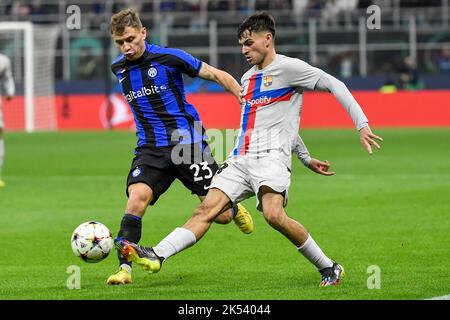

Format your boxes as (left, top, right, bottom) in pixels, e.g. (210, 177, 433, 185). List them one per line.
(239, 30, 271, 67)
(113, 26, 147, 61)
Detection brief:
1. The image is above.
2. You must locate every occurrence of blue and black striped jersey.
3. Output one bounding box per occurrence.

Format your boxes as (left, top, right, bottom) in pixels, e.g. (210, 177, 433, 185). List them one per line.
(111, 42, 206, 148)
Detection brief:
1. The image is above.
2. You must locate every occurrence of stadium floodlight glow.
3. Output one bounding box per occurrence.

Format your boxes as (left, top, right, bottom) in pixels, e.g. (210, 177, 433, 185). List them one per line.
(0, 22, 34, 132)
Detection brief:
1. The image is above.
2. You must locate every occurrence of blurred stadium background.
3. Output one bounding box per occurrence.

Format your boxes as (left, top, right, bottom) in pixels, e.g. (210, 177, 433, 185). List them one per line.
(1, 1, 450, 301)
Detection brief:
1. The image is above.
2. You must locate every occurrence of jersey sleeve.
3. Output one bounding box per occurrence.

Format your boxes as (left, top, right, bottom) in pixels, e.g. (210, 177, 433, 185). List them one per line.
(165, 48, 202, 78)
(285, 58, 324, 90)
(292, 134, 311, 167)
(110, 55, 125, 78)
(110, 64, 118, 78)
(315, 72, 369, 130)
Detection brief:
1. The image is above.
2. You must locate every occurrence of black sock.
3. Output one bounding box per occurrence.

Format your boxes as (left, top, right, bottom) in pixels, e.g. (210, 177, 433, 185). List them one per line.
(117, 213, 142, 268)
(231, 204, 238, 218)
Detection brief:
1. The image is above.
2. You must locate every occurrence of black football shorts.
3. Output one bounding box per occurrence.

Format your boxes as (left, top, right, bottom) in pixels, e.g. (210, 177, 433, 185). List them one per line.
(126, 141, 219, 205)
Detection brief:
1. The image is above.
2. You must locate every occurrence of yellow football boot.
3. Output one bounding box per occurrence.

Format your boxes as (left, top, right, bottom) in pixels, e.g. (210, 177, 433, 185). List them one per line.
(233, 203, 254, 234)
(106, 266, 132, 285)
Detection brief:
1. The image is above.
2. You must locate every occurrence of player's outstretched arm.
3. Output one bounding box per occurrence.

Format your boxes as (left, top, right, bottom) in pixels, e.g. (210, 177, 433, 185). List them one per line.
(198, 62, 244, 104)
(308, 159, 335, 176)
(292, 134, 311, 167)
(292, 135, 335, 176)
(358, 125, 383, 155)
(314, 72, 383, 155)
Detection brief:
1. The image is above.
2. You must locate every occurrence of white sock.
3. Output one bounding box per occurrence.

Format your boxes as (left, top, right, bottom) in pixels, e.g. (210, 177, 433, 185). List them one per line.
(153, 227, 197, 260)
(0, 139, 4, 177)
(119, 264, 132, 274)
(297, 234, 334, 270)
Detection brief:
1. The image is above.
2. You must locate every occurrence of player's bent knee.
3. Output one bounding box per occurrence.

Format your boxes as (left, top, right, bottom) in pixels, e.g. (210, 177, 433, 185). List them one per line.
(263, 207, 286, 228)
(127, 183, 153, 210)
(214, 211, 233, 224)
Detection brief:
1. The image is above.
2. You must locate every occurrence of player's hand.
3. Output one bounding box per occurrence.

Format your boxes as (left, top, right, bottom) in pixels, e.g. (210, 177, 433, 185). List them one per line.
(240, 86, 246, 105)
(232, 84, 244, 105)
(359, 125, 383, 155)
(308, 159, 335, 176)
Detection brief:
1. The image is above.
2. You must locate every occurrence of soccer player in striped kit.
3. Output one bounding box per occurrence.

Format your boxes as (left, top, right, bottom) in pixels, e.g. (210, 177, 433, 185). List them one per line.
(106, 8, 260, 285)
(0, 53, 15, 188)
(116, 12, 370, 286)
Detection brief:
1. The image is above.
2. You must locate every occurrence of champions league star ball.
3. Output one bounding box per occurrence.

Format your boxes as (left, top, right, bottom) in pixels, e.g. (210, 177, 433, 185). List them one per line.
(71, 221, 114, 263)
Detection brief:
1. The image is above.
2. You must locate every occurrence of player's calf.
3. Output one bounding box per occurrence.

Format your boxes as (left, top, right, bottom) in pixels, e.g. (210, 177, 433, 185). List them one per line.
(214, 210, 233, 224)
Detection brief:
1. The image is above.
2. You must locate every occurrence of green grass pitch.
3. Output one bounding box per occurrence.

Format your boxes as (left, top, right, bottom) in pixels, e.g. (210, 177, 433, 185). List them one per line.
(0, 128, 449, 300)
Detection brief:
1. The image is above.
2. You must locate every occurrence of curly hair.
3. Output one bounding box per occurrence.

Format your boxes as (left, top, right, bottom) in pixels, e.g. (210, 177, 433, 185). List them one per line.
(237, 11, 276, 39)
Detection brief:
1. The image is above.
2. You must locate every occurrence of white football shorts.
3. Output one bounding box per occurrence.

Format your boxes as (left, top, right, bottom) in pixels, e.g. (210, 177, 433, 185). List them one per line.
(210, 149, 291, 212)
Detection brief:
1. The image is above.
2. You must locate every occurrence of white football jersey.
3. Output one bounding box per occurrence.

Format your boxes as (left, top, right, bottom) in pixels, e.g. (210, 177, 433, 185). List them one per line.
(0, 53, 15, 100)
(232, 54, 323, 157)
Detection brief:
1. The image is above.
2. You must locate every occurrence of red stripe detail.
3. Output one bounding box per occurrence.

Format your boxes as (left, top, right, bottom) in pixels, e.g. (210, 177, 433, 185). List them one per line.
(269, 91, 294, 105)
(243, 74, 257, 102)
(241, 75, 258, 155)
(241, 90, 294, 154)
(249, 91, 294, 109)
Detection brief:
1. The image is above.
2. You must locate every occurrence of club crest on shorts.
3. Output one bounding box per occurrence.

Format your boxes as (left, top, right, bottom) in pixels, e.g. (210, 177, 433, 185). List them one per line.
(132, 167, 141, 177)
(147, 67, 158, 78)
(263, 75, 273, 87)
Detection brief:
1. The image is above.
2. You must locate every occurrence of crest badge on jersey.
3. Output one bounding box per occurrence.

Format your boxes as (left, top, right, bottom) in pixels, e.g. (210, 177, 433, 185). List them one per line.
(147, 67, 158, 78)
(263, 75, 273, 87)
(132, 167, 141, 178)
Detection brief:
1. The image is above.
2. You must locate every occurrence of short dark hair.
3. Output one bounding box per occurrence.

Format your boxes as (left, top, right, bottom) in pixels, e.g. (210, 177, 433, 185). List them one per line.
(237, 12, 276, 39)
(110, 8, 143, 35)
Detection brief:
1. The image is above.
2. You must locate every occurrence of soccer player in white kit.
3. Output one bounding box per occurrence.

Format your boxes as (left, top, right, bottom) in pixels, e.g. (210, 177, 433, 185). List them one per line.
(116, 12, 383, 286)
(0, 53, 15, 187)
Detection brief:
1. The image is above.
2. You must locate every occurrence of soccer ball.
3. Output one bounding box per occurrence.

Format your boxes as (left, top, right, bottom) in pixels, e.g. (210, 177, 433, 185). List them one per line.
(71, 221, 114, 263)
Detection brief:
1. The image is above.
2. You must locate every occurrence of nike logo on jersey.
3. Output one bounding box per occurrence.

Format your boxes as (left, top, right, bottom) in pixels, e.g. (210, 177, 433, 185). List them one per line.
(119, 77, 126, 83)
